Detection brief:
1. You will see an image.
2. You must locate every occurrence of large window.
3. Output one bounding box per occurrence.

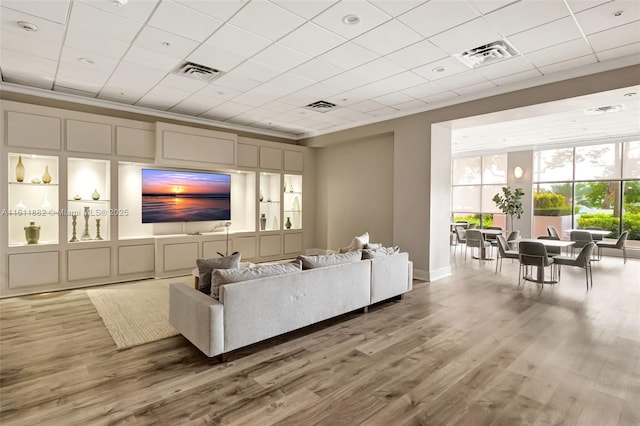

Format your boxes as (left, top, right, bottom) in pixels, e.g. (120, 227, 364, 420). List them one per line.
(452, 154, 507, 228)
(533, 141, 639, 244)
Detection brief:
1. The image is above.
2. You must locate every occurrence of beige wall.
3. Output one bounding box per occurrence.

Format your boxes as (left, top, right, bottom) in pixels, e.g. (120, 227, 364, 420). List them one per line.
(315, 133, 394, 250)
(302, 65, 640, 279)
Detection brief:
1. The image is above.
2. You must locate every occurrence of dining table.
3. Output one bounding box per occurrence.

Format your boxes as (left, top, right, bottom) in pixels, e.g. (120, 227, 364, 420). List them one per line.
(517, 238, 575, 284)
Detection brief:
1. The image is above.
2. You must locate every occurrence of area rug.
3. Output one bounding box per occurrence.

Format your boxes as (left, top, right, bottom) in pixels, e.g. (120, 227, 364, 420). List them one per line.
(87, 279, 184, 350)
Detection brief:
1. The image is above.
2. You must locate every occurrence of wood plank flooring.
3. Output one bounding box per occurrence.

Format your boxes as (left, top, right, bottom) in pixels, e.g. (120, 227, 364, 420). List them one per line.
(1, 253, 638, 425)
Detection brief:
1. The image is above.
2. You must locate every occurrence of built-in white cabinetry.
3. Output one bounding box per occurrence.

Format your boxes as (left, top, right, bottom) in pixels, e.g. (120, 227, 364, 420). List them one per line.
(1, 101, 310, 298)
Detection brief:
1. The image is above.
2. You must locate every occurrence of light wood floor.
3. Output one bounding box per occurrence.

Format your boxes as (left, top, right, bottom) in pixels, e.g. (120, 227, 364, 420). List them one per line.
(1, 252, 638, 425)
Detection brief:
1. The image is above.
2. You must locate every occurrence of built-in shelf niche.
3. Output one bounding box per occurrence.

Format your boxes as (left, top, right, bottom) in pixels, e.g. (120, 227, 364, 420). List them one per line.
(7, 153, 59, 246)
(118, 163, 256, 239)
(283, 174, 302, 230)
(259, 172, 281, 231)
(67, 157, 110, 242)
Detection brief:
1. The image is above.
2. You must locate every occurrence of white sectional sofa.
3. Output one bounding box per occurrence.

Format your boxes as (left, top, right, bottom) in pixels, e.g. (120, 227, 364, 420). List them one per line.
(169, 252, 412, 359)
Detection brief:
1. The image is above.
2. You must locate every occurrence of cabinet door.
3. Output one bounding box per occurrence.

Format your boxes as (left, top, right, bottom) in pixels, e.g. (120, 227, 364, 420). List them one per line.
(259, 147, 282, 170)
(7, 112, 61, 150)
(259, 235, 281, 257)
(156, 123, 236, 169)
(9, 252, 59, 288)
(233, 236, 256, 259)
(116, 127, 155, 159)
(67, 119, 112, 154)
(284, 150, 304, 172)
(284, 233, 303, 254)
(162, 242, 198, 273)
(67, 247, 111, 281)
(237, 143, 258, 168)
(118, 244, 155, 275)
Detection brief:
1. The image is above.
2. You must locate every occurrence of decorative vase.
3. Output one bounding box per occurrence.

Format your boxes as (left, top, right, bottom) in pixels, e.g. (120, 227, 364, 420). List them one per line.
(260, 213, 266, 231)
(24, 222, 40, 244)
(91, 189, 100, 200)
(81, 206, 91, 240)
(285, 217, 292, 229)
(289, 184, 294, 193)
(259, 190, 264, 202)
(15, 155, 25, 182)
(94, 218, 103, 240)
(69, 214, 78, 242)
(42, 166, 52, 184)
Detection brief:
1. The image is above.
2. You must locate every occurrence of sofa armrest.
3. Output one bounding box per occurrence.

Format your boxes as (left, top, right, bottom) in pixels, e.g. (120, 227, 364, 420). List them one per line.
(169, 283, 224, 357)
(370, 252, 411, 304)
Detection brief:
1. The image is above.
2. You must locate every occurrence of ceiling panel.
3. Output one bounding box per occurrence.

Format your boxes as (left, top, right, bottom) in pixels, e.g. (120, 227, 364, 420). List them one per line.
(352, 19, 422, 56)
(318, 41, 378, 70)
(385, 39, 448, 69)
(278, 22, 346, 57)
(1, 0, 71, 24)
(147, 0, 222, 42)
(483, 0, 570, 36)
(272, 0, 338, 20)
(174, 0, 247, 21)
(587, 21, 640, 52)
(65, 26, 129, 59)
(228, 0, 305, 41)
(78, 0, 159, 23)
(68, 2, 142, 43)
(312, 0, 391, 39)
(428, 17, 504, 55)
(133, 26, 199, 58)
(525, 38, 594, 68)
(508, 17, 584, 54)
(1, 30, 62, 60)
(399, 0, 479, 38)
(574, 0, 640, 35)
(1, 6, 67, 42)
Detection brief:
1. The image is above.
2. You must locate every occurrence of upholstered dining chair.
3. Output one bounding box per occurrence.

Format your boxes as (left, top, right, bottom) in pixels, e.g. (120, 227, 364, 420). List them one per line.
(596, 231, 628, 264)
(495, 234, 518, 274)
(586, 227, 604, 241)
(537, 235, 561, 256)
(486, 226, 502, 252)
(570, 230, 593, 256)
(553, 242, 595, 290)
(547, 226, 560, 239)
(506, 230, 520, 250)
(454, 226, 467, 255)
(465, 229, 490, 261)
(519, 241, 555, 286)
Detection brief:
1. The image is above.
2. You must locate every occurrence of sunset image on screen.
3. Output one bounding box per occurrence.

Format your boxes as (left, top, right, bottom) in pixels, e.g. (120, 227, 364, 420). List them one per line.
(141, 169, 231, 223)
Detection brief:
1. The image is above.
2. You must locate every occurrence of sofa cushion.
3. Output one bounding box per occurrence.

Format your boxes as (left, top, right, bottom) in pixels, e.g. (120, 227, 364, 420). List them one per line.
(196, 253, 241, 295)
(215, 262, 302, 302)
(297, 250, 362, 269)
(362, 246, 400, 259)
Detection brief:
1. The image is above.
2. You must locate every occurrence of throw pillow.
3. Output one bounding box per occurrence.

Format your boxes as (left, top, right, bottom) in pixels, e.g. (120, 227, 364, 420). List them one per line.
(339, 232, 370, 253)
(215, 262, 302, 301)
(364, 242, 382, 250)
(196, 252, 241, 295)
(362, 246, 400, 259)
(297, 250, 362, 269)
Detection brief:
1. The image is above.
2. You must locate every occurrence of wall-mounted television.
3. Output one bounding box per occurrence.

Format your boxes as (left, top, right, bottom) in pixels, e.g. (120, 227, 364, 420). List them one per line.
(141, 168, 231, 223)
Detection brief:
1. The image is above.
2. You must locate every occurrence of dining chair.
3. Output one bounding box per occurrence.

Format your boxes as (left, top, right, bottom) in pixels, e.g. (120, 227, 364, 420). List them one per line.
(596, 231, 628, 264)
(485, 226, 502, 253)
(586, 227, 604, 241)
(465, 229, 490, 261)
(519, 241, 555, 286)
(506, 230, 520, 250)
(553, 242, 595, 290)
(495, 234, 518, 274)
(537, 235, 561, 256)
(547, 226, 560, 239)
(468, 223, 477, 229)
(570, 230, 593, 256)
(454, 226, 467, 255)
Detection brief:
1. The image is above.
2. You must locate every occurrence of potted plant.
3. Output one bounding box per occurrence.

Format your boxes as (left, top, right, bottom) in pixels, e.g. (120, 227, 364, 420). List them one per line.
(492, 186, 525, 233)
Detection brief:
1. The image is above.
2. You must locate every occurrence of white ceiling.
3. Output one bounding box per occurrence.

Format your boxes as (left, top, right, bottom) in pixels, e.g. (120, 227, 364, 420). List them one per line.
(1, 0, 639, 140)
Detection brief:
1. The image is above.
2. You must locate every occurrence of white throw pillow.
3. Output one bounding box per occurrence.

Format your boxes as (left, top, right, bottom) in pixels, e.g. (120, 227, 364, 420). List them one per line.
(340, 232, 369, 252)
(297, 250, 362, 269)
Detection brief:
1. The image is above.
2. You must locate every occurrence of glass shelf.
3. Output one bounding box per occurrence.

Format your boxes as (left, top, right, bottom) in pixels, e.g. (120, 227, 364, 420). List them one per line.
(9, 182, 59, 187)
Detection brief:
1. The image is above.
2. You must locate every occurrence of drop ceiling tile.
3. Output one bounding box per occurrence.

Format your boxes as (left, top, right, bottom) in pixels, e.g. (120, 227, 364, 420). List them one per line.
(56, 63, 111, 92)
(325, 89, 370, 106)
(587, 21, 640, 52)
(197, 83, 242, 100)
(78, 0, 158, 23)
(596, 41, 640, 60)
(345, 81, 398, 98)
(369, 106, 399, 116)
(369, 1, 427, 17)
(160, 74, 209, 92)
(60, 46, 120, 74)
(385, 40, 448, 69)
(148, 1, 224, 41)
(398, 0, 479, 38)
(137, 85, 192, 110)
(0, 49, 58, 74)
(291, 58, 343, 82)
(123, 46, 182, 72)
(1, 30, 61, 60)
(483, 0, 570, 36)
(323, 71, 370, 91)
(268, 73, 315, 92)
(491, 68, 543, 86)
(312, 0, 391, 39)
(99, 86, 145, 104)
(373, 92, 415, 105)
(362, 71, 427, 93)
(233, 86, 287, 107)
(279, 22, 346, 57)
(1, 68, 55, 89)
(187, 43, 246, 72)
(349, 99, 386, 113)
(1, 0, 70, 24)
(466, 0, 517, 15)
(106, 61, 167, 92)
(525, 38, 593, 68)
(229, 1, 305, 41)
(54, 85, 98, 97)
(133, 26, 200, 58)
(69, 3, 142, 43)
(252, 44, 311, 72)
(435, 71, 491, 91)
(169, 100, 215, 116)
(175, 0, 247, 21)
(476, 56, 535, 79)
(394, 99, 428, 110)
(272, 0, 338, 19)
(566, 0, 613, 13)
(412, 56, 470, 80)
(232, 60, 283, 82)
(203, 100, 254, 119)
(214, 73, 262, 92)
(539, 54, 598, 74)
(260, 100, 296, 113)
(453, 80, 498, 96)
(353, 19, 422, 56)
(420, 90, 459, 104)
(1, 6, 67, 42)
(318, 42, 378, 70)
(508, 17, 583, 54)
(428, 17, 504, 55)
(402, 81, 449, 98)
(352, 57, 405, 82)
(64, 27, 129, 59)
(205, 24, 271, 58)
(575, 0, 640, 35)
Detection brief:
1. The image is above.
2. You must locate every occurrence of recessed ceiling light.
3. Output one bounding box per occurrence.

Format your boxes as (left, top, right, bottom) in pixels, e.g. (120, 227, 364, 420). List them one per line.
(613, 10, 623, 17)
(78, 57, 95, 65)
(342, 14, 361, 25)
(432, 66, 447, 73)
(112, 0, 128, 6)
(17, 21, 38, 32)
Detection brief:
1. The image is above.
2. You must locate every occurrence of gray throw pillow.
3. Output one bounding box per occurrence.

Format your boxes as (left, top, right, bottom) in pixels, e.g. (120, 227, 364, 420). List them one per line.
(297, 250, 361, 269)
(362, 246, 400, 259)
(215, 262, 302, 301)
(196, 253, 241, 295)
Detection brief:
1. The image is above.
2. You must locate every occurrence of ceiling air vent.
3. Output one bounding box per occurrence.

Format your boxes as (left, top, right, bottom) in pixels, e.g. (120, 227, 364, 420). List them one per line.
(173, 61, 223, 82)
(304, 100, 337, 112)
(455, 40, 518, 68)
(584, 104, 626, 115)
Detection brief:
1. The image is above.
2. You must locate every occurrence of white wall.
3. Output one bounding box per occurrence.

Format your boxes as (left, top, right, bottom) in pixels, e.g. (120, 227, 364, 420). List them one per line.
(507, 150, 534, 238)
(315, 133, 394, 250)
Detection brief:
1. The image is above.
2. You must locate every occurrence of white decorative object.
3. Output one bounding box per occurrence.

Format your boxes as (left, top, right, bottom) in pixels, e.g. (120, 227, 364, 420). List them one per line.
(42, 196, 51, 209)
(16, 200, 26, 210)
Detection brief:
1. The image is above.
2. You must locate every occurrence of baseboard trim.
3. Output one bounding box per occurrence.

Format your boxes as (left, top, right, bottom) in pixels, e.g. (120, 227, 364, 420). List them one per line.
(413, 267, 452, 282)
